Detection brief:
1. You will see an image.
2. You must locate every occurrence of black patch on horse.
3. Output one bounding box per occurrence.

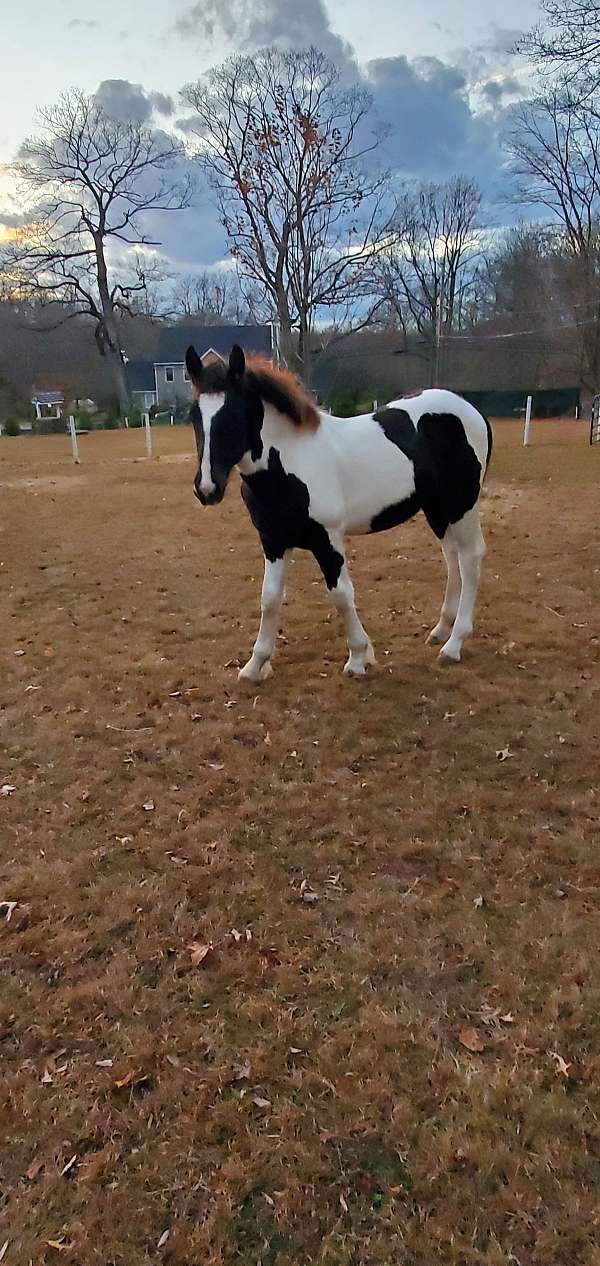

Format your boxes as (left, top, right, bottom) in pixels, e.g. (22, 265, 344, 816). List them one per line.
(370, 492, 421, 533)
(373, 407, 483, 539)
(242, 447, 344, 590)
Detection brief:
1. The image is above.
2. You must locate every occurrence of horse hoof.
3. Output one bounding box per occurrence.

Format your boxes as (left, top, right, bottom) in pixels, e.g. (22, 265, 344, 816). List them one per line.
(438, 649, 460, 667)
(365, 641, 377, 666)
(238, 660, 273, 684)
(344, 660, 367, 677)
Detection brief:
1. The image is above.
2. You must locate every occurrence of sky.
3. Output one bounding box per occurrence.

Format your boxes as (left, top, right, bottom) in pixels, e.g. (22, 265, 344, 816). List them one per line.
(0, 0, 542, 269)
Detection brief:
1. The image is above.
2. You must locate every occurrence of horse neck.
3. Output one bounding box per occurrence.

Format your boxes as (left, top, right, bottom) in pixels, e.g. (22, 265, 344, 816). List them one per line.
(238, 401, 317, 476)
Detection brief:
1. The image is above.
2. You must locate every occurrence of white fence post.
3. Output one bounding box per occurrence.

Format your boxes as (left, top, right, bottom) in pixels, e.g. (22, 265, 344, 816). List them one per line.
(143, 411, 153, 458)
(68, 415, 80, 464)
(124, 415, 129, 429)
(170, 413, 174, 426)
(523, 394, 532, 446)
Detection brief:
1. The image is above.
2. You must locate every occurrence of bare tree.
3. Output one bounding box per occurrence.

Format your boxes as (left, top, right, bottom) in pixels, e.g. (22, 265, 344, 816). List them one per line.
(170, 268, 253, 323)
(517, 1, 600, 85)
(182, 48, 392, 382)
(377, 178, 483, 384)
(507, 88, 600, 391)
(3, 90, 192, 411)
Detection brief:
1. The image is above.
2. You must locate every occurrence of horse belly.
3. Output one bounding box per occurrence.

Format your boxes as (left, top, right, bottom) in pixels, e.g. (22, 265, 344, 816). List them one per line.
(340, 440, 418, 535)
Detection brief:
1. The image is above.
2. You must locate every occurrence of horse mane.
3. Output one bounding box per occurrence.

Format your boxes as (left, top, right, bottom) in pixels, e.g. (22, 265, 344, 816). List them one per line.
(246, 358, 320, 431)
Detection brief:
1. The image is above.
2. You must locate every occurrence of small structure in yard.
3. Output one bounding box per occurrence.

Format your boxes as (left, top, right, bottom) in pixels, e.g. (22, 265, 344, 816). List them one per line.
(31, 388, 64, 424)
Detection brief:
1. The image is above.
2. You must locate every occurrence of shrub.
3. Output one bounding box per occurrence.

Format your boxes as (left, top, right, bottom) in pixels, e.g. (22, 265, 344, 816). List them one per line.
(3, 416, 20, 436)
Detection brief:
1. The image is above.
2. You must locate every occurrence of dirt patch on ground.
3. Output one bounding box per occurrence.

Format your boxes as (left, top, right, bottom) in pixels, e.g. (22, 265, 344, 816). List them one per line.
(0, 474, 87, 492)
(1, 423, 599, 1265)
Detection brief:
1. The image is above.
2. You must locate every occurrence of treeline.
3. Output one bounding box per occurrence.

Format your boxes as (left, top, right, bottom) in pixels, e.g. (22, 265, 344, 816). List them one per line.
(2, 13, 600, 413)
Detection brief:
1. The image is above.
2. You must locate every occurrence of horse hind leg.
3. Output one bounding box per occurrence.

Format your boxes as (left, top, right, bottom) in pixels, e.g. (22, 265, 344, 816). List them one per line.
(438, 508, 486, 665)
(427, 534, 461, 646)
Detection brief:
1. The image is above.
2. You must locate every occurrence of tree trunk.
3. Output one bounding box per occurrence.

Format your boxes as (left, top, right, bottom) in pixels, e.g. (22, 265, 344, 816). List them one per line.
(297, 321, 311, 386)
(107, 346, 131, 415)
(95, 234, 130, 415)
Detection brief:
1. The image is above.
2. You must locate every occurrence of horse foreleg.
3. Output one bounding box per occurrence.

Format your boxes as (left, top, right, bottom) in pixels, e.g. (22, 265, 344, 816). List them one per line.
(239, 553, 288, 683)
(313, 531, 375, 676)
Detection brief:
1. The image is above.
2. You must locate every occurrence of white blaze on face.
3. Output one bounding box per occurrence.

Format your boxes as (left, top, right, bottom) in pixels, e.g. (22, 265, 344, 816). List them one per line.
(198, 393, 225, 497)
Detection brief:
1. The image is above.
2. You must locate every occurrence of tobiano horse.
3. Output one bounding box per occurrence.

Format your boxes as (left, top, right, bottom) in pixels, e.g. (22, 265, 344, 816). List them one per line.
(186, 344, 492, 683)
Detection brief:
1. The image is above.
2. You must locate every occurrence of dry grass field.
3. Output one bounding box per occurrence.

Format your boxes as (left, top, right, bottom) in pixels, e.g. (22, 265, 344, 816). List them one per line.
(1, 417, 599, 1266)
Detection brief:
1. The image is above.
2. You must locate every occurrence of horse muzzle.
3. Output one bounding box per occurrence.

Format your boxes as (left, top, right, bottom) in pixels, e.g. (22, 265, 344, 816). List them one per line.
(194, 476, 225, 506)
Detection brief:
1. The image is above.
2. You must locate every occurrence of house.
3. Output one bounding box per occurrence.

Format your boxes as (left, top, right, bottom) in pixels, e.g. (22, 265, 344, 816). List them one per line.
(125, 325, 275, 411)
(31, 389, 64, 423)
(124, 361, 157, 412)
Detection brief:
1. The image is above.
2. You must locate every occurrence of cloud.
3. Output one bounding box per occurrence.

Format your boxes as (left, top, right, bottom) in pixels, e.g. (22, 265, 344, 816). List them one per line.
(480, 75, 522, 105)
(67, 18, 99, 30)
(94, 80, 175, 125)
(364, 55, 506, 191)
(174, 0, 354, 69)
(0, 210, 30, 228)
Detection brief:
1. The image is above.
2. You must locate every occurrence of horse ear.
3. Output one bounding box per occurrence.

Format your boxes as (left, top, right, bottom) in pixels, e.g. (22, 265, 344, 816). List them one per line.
(186, 346, 203, 388)
(228, 344, 245, 384)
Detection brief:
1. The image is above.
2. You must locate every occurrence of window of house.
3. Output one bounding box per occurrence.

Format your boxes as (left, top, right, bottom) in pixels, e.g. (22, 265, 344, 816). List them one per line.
(165, 367, 174, 383)
(183, 369, 190, 382)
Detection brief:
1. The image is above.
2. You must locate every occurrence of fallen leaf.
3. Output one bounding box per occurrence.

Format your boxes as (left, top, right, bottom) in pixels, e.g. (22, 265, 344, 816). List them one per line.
(142, 800, 155, 811)
(550, 1051, 572, 1078)
(473, 895, 484, 909)
(189, 941, 213, 968)
(252, 1096, 272, 1109)
(95, 1058, 114, 1068)
(231, 928, 242, 942)
(0, 901, 17, 921)
(457, 1026, 486, 1053)
(44, 646, 55, 659)
(263, 1193, 274, 1206)
(41, 1068, 53, 1085)
(157, 1230, 170, 1249)
(46, 1242, 67, 1253)
(264, 731, 272, 746)
(207, 763, 224, 771)
(233, 1059, 251, 1081)
(113, 1068, 148, 1090)
(165, 1053, 180, 1067)
(500, 1012, 514, 1024)
(1, 786, 16, 797)
(340, 1192, 349, 1213)
(26, 1156, 45, 1180)
(61, 1154, 77, 1177)
(14, 648, 25, 656)
(302, 891, 318, 904)
(496, 747, 515, 762)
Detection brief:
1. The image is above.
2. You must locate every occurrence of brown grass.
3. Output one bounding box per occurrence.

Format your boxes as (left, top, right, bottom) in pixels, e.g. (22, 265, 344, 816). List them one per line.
(1, 419, 599, 1265)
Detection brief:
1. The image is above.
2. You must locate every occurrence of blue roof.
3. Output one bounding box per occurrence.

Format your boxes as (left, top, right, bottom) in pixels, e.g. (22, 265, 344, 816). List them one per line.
(155, 324, 273, 364)
(31, 390, 64, 405)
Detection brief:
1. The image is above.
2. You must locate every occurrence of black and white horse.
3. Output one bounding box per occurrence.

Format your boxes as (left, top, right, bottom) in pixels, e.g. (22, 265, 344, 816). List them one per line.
(186, 344, 492, 683)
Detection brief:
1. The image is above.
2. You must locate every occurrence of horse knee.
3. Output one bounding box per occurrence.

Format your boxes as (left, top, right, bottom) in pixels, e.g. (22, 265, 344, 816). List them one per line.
(330, 578, 354, 612)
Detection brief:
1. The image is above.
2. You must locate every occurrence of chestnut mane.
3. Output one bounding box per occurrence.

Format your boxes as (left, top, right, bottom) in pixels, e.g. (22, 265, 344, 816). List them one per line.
(246, 358, 320, 431)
